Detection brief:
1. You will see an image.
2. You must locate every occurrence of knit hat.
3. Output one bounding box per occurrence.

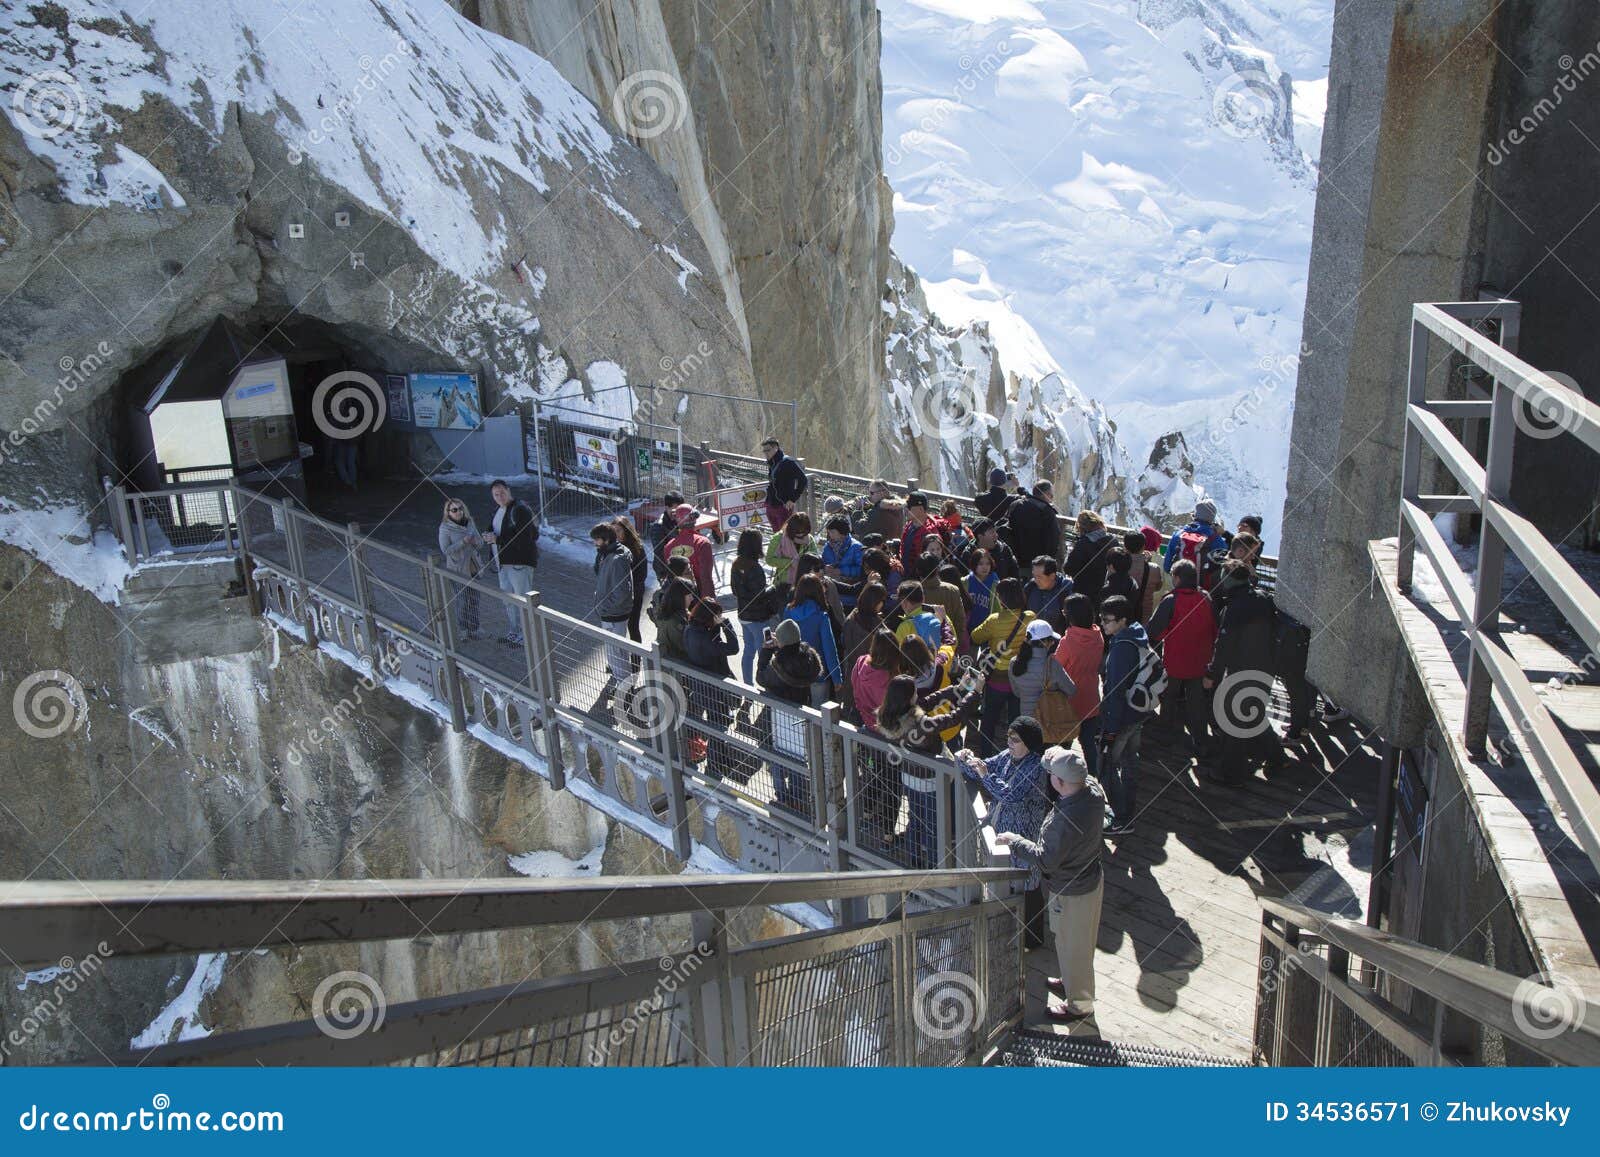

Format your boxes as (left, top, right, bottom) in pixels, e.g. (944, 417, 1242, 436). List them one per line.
(673, 503, 697, 523)
(1007, 715, 1046, 755)
(773, 618, 802, 646)
(1025, 619, 1057, 643)
(1140, 525, 1163, 553)
(1194, 499, 1217, 524)
(1043, 746, 1088, 784)
(988, 467, 1007, 488)
(823, 494, 846, 515)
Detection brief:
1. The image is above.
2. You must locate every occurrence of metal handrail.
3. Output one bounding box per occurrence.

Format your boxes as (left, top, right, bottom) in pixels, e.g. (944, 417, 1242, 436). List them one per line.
(1260, 897, 1600, 1066)
(1396, 299, 1600, 874)
(0, 870, 1023, 968)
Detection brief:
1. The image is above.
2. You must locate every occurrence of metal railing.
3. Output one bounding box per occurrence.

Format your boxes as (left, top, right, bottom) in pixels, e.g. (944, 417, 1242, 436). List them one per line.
(0, 869, 1025, 1067)
(107, 481, 240, 560)
(103, 480, 998, 902)
(1394, 299, 1600, 874)
(1254, 898, 1600, 1067)
(704, 448, 1279, 590)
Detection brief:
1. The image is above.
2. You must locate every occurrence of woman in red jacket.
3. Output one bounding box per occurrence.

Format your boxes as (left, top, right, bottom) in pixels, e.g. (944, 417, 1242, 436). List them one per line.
(1146, 558, 1219, 765)
(1054, 593, 1105, 780)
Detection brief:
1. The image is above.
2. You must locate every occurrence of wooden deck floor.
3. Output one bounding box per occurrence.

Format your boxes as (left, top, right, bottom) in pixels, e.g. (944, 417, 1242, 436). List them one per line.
(1021, 707, 1381, 1060)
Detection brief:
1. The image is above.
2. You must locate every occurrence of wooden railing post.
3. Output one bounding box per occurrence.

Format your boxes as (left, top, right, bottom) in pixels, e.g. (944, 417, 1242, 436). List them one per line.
(426, 554, 467, 734)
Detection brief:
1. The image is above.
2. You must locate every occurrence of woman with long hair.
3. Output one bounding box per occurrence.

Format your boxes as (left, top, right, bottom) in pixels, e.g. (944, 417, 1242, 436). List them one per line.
(838, 581, 887, 722)
(765, 510, 817, 588)
(730, 528, 775, 684)
(781, 571, 841, 704)
(438, 496, 485, 638)
(612, 516, 649, 644)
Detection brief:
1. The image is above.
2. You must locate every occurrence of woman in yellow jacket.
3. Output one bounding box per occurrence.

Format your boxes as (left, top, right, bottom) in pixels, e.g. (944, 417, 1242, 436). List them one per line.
(967, 577, 1035, 756)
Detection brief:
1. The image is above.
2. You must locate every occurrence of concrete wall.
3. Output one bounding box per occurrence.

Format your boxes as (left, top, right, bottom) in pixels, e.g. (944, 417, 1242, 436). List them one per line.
(1279, 0, 1530, 740)
(1478, 1, 1600, 547)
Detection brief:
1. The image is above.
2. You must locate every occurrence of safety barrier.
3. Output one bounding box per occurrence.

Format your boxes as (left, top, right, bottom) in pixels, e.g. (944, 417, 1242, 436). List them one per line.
(105, 482, 997, 907)
(0, 869, 1026, 1067)
(1394, 299, 1600, 875)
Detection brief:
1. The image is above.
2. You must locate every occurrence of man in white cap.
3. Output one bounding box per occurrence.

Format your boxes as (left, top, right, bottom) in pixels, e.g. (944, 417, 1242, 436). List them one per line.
(996, 746, 1105, 1024)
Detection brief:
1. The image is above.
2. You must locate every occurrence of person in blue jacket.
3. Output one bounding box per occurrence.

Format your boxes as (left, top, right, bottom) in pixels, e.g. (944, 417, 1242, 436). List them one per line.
(821, 515, 866, 607)
(782, 573, 842, 704)
(1161, 498, 1230, 578)
(1096, 594, 1153, 837)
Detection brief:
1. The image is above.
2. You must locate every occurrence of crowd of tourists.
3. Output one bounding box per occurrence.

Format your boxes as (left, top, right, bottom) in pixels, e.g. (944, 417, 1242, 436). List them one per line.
(443, 439, 1350, 1030)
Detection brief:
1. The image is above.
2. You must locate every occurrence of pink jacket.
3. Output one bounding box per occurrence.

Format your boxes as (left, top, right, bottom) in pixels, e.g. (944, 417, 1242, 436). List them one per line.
(666, 529, 715, 598)
(852, 655, 894, 732)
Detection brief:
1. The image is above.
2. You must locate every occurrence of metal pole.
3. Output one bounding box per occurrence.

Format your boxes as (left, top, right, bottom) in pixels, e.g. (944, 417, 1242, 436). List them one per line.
(530, 404, 546, 522)
(1464, 380, 1515, 754)
(427, 555, 467, 734)
(348, 521, 378, 654)
(1397, 317, 1428, 593)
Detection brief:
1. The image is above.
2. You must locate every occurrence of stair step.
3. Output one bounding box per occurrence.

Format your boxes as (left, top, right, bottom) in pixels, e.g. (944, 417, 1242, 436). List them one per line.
(999, 1029, 1248, 1068)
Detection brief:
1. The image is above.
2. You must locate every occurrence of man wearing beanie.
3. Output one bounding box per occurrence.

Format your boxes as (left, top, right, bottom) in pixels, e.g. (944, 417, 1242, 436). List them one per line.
(975, 466, 1015, 520)
(1161, 497, 1230, 583)
(998, 746, 1105, 1023)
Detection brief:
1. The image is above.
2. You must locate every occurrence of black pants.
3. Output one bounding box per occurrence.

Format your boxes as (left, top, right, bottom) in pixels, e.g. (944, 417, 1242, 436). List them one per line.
(1275, 615, 1314, 732)
(1023, 885, 1047, 950)
(1164, 677, 1214, 759)
(627, 591, 646, 645)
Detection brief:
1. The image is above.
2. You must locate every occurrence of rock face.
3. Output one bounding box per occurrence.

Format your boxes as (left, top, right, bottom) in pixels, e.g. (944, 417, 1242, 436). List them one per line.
(881, 255, 1137, 523)
(0, 545, 793, 1061)
(0, 0, 757, 511)
(458, 0, 894, 469)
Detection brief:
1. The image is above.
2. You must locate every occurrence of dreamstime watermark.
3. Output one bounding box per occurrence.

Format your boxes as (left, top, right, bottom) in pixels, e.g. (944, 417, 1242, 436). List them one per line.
(17, 1094, 284, 1133)
(1510, 370, 1586, 441)
(1258, 936, 1319, 996)
(585, 943, 710, 1064)
(1212, 68, 1286, 142)
(0, 340, 116, 468)
(884, 41, 1013, 167)
(909, 366, 989, 443)
(1486, 45, 1600, 166)
(614, 668, 688, 739)
(2, 944, 113, 1060)
(10, 68, 88, 141)
(12, 669, 88, 739)
(285, 38, 414, 164)
(311, 970, 386, 1040)
(1206, 341, 1308, 452)
(1212, 668, 1274, 740)
(636, 339, 714, 433)
(310, 369, 386, 441)
(1511, 971, 1589, 1040)
(284, 643, 411, 766)
(912, 969, 985, 1041)
(611, 71, 689, 140)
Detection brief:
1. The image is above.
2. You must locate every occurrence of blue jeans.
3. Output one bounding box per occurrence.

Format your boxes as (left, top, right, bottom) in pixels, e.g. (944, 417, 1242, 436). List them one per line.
(740, 618, 771, 684)
(904, 784, 937, 868)
(497, 565, 535, 634)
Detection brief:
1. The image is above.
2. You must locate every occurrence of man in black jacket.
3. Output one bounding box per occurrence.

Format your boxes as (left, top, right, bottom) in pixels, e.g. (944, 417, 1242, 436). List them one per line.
(761, 437, 808, 532)
(1003, 480, 1063, 567)
(485, 479, 539, 646)
(1202, 560, 1281, 785)
(648, 490, 683, 583)
(965, 518, 1020, 581)
(974, 467, 1014, 520)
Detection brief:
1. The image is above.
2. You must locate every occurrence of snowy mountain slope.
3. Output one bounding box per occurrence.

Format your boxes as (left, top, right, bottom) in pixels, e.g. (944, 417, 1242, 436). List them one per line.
(879, 0, 1333, 533)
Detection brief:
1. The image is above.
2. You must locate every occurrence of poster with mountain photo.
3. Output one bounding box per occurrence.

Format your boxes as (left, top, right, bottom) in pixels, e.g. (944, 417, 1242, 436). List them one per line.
(408, 372, 482, 430)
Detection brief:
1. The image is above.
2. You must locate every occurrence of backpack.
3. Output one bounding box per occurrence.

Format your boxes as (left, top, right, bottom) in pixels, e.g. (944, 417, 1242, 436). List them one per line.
(1176, 528, 1219, 588)
(1125, 640, 1168, 716)
(1036, 684, 1081, 744)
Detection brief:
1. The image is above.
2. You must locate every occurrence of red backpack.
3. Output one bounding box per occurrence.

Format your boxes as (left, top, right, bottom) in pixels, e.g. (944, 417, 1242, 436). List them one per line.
(1177, 529, 1219, 589)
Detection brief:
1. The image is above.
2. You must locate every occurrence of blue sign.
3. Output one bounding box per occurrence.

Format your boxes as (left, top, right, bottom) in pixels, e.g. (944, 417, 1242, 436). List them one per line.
(234, 381, 277, 400)
(408, 372, 481, 430)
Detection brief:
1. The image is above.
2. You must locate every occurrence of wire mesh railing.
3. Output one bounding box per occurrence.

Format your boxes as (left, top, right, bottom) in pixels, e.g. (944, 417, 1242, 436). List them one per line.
(1, 870, 1025, 1068)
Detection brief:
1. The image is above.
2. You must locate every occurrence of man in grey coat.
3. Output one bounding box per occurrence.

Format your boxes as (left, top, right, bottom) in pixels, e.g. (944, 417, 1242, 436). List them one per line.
(591, 522, 635, 689)
(996, 746, 1105, 1024)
